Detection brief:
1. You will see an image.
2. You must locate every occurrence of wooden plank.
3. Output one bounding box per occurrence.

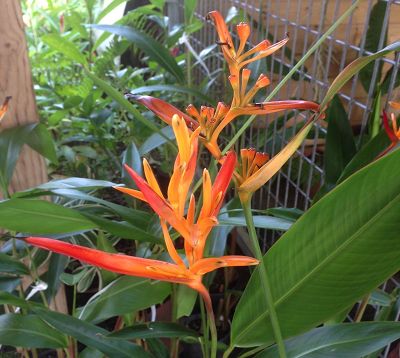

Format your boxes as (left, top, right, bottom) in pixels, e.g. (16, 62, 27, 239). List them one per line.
(0, 0, 47, 193)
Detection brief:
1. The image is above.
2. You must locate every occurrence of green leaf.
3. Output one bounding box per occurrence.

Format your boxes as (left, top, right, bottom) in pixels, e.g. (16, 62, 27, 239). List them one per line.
(337, 130, 391, 183)
(0, 314, 68, 349)
(176, 284, 198, 319)
(84, 70, 174, 144)
(42, 34, 88, 66)
(43, 253, 68, 301)
(257, 322, 400, 358)
(0, 292, 30, 309)
(381, 65, 400, 94)
(0, 253, 29, 275)
(218, 214, 292, 231)
(231, 148, 400, 347)
(129, 84, 215, 105)
(80, 211, 161, 244)
(140, 126, 175, 155)
(0, 199, 96, 234)
(109, 321, 198, 339)
(265, 208, 303, 222)
(25, 123, 58, 164)
(96, 0, 129, 23)
(368, 88, 382, 140)
(0, 124, 34, 192)
(321, 41, 400, 109)
(122, 141, 142, 189)
(32, 307, 149, 357)
(324, 95, 356, 187)
(92, 24, 184, 82)
(78, 276, 171, 323)
(359, 0, 388, 92)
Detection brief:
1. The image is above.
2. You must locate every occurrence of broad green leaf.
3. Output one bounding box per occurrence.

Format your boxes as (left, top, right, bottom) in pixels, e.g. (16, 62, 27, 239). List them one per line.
(122, 141, 142, 188)
(337, 130, 391, 183)
(80, 211, 161, 243)
(0, 199, 96, 234)
(257, 322, 400, 358)
(321, 41, 400, 109)
(50, 189, 152, 228)
(92, 24, 184, 82)
(0, 314, 68, 349)
(265, 207, 303, 222)
(0, 277, 21, 292)
(25, 123, 58, 164)
(96, 0, 129, 22)
(176, 284, 198, 319)
(32, 307, 149, 357)
(0, 253, 29, 275)
(42, 34, 88, 66)
(0, 292, 30, 309)
(359, 0, 388, 92)
(129, 84, 215, 105)
(109, 321, 198, 339)
(369, 88, 382, 140)
(14, 177, 118, 198)
(218, 214, 292, 231)
(381, 65, 400, 94)
(184, 0, 197, 24)
(43, 253, 68, 301)
(0, 124, 34, 192)
(78, 276, 171, 323)
(324, 95, 356, 187)
(139, 126, 175, 155)
(84, 70, 174, 144)
(231, 148, 400, 347)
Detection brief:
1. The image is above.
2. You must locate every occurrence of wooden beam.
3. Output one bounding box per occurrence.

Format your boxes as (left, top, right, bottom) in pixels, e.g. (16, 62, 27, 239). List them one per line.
(0, 0, 47, 192)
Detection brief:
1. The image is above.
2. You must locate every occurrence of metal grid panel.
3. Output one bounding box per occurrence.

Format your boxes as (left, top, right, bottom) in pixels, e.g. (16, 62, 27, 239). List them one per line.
(184, 0, 399, 212)
(174, 0, 400, 355)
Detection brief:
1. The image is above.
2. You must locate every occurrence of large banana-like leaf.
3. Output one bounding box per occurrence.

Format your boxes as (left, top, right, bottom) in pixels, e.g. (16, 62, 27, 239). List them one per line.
(231, 148, 400, 347)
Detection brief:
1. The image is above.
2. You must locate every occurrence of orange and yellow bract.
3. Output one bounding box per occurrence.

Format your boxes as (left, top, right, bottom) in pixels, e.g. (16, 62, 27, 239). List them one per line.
(130, 10, 319, 159)
(25, 114, 258, 315)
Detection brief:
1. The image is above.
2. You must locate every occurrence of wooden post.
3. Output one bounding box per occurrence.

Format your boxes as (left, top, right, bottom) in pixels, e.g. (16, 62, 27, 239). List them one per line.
(0, 0, 47, 193)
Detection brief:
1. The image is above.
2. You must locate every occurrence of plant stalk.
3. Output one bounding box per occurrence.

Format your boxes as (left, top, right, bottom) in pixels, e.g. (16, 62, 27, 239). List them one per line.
(242, 200, 286, 358)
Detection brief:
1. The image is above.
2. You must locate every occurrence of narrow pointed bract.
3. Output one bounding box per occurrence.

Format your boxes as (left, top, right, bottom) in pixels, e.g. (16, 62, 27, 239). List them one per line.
(24, 115, 258, 326)
(128, 11, 319, 160)
(0, 96, 11, 122)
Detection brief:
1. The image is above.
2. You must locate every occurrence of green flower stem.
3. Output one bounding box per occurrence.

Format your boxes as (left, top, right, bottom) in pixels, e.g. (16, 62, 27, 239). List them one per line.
(207, 303, 218, 358)
(221, 0, 362, 156)
(242, 199, 286, 358)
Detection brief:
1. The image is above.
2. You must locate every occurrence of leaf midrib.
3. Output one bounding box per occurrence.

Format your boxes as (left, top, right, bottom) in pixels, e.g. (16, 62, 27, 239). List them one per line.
(3, 206, 93, 225)
(236, 191, 400, 344)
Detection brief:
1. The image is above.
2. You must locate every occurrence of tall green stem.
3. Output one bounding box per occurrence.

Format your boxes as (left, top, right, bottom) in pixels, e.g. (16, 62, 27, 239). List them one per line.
(242, 200, 286, 358)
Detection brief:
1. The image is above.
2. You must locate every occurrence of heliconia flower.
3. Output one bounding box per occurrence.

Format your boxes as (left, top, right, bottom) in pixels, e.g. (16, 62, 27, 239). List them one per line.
(383, 101, 400, 144)
(24, 115, 258, 319)
(379, 101, 400, 158)
(235, 117, 316, 203)
(0, 96, 11, 122)
(126, 11, 320, 161)
(24, 236, 258, 314)
(208, 11, 289, 77)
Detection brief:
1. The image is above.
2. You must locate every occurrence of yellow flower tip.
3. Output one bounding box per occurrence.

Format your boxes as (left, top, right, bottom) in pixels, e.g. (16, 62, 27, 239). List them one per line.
(236, 22, 250, 41)
(215, 102, 230, 121)
(242, 68, 251, 79)
(228, 75, 239, 87)
(0, 96, 11, 122)
(256, 74, 271, 88)
(389, 101, 400, 110)
(254, 39, 272, 52)
(186, 104, 200, 119)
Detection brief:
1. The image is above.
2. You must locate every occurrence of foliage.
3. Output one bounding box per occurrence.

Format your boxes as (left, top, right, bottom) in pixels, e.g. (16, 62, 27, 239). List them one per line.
(0, 1, 399, 358)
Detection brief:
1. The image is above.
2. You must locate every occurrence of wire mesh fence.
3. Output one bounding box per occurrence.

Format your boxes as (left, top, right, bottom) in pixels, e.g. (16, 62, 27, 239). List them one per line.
(172, 0, 400, 355)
